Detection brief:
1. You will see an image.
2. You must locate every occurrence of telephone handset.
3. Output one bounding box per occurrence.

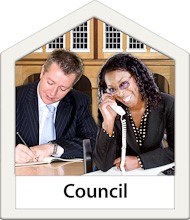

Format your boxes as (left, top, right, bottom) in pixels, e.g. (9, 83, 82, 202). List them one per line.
(110, 104, 126, 116)
(101, 90, 126, 116)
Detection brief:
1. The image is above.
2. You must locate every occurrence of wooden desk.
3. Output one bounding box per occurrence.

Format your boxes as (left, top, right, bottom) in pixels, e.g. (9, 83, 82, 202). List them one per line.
(15, 161, 84, 176)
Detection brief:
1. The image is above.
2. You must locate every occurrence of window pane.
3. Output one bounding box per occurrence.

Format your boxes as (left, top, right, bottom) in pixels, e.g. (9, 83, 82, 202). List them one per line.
(72, 22, 88, 50)
(128, 36, 144, 50)
(47, 35, 65, 50)
(105, 24, 121, 49)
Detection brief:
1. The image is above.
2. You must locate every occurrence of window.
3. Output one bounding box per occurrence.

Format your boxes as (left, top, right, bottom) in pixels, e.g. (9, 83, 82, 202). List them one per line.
(103, 23, 122, 52)
(46, 35, 65, 52)
(70, 21, 90, 52)
(127, 36, 146, 52)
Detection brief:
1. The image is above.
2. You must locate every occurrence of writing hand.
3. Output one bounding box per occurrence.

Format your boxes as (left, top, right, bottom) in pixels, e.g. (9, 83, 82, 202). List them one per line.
(30, 143, 54, 162)
(15, 144, 38, 163)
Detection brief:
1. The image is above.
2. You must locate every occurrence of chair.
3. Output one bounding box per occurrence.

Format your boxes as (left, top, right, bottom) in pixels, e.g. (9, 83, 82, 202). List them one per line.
(23, 73, 40, 85)
(153, 73, 170, 94)
(83, 139, 93, 173)
(154, 74, 170, 148)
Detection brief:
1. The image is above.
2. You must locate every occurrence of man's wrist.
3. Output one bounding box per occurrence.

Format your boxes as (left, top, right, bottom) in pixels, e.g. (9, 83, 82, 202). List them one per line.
(48, 141, 64, 157)
(48, 141, 58, 154)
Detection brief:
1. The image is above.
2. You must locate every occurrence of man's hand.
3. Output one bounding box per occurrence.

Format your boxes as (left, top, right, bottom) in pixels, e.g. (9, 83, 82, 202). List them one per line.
(114, 156, 140, 171)
(15, 144, 38, 163)
(30, 144, 54, 162)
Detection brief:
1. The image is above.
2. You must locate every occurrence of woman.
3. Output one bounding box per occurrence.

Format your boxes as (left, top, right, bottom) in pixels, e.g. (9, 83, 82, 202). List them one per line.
(93, 53, 174, 172)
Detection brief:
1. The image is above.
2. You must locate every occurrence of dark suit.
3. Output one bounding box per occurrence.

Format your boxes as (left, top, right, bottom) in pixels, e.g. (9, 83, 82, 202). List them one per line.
(93, 93, 174, 171)
(16, 82, 98, 159)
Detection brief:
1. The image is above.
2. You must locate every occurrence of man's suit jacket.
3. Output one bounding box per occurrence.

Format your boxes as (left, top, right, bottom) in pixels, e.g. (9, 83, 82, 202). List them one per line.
(93, 93, 174, 171)
(16, 82, 98, 159)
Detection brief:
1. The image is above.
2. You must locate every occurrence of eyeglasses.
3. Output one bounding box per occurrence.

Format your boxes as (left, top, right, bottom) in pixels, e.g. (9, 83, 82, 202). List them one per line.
(106, 76, 132, 95)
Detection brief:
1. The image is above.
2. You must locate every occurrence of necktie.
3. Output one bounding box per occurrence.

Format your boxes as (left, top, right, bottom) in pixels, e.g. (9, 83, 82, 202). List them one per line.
(39, 105, 56, 144)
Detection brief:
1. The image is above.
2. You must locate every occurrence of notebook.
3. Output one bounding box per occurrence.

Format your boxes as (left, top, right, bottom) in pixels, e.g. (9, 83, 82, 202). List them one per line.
(15, 156, 83, 167)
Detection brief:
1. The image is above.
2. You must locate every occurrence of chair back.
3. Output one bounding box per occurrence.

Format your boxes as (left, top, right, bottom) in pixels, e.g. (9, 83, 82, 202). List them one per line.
(83, 139, 93, 173)
(153, 73, 170, 93)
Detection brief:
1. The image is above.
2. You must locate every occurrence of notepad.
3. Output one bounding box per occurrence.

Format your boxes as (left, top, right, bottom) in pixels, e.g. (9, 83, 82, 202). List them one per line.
(15, 156, 83, 167)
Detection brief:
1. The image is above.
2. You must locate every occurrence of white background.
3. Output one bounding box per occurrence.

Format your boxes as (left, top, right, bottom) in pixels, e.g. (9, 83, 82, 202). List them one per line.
(16, 176, 174, 209)
(0, 0, 190, 54)
(0, 0, 189, 218)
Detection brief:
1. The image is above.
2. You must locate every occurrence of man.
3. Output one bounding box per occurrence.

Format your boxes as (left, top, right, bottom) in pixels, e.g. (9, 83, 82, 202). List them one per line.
(16, 49, 97, 163)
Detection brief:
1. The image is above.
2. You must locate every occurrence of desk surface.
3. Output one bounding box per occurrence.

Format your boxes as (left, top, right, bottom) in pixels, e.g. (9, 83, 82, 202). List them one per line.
(15, 161, 84, 176)
(16, 161, 174, 176)
(86, 163, 175, 176)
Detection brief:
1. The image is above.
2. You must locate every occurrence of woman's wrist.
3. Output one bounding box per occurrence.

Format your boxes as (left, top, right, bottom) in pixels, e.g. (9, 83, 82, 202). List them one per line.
(137, 156, 144, 168)
(102, 120, 114, 136)
(102, 128, 115, 138)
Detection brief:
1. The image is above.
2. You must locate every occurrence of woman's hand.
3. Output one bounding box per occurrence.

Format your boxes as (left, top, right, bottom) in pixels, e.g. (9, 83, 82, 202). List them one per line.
(99, 93, 118, 135)
(114, 156, 140, 171)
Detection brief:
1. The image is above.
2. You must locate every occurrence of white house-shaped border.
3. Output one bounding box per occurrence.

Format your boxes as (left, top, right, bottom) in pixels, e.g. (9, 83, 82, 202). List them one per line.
(0, 1, 189, 219)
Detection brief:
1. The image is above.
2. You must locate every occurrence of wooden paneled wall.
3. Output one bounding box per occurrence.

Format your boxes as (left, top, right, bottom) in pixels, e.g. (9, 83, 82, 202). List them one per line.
(16, 58, 174, 123)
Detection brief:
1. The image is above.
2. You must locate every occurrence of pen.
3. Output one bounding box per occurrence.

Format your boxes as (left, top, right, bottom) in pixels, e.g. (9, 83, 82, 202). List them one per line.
(16, 132, 38, 161)
(16, 132, 28, 146)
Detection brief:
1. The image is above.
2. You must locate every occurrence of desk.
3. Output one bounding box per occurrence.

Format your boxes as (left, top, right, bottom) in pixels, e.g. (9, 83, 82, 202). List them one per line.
(16, 161, 84, 176)
(16, 161, 174, 176)
(85, 163, 175, 176)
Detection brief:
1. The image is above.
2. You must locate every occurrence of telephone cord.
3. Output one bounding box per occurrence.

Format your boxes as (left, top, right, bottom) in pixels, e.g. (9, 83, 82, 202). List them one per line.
(120, 115, 127, 175)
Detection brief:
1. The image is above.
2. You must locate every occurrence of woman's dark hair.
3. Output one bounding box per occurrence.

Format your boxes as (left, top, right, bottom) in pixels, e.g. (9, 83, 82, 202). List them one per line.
(98, 53, 161, 108)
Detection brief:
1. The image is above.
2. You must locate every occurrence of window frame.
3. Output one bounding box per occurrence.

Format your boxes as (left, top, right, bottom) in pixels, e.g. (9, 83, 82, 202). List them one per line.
(103, 23, 123, 53)
(70, 21, 90, 52)
(126, 36, 146, 52)
(45, 34, 66, 52)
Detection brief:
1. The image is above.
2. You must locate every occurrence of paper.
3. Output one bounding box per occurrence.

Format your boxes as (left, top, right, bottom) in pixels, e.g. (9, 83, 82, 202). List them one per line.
(15, 156, 83, 167)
